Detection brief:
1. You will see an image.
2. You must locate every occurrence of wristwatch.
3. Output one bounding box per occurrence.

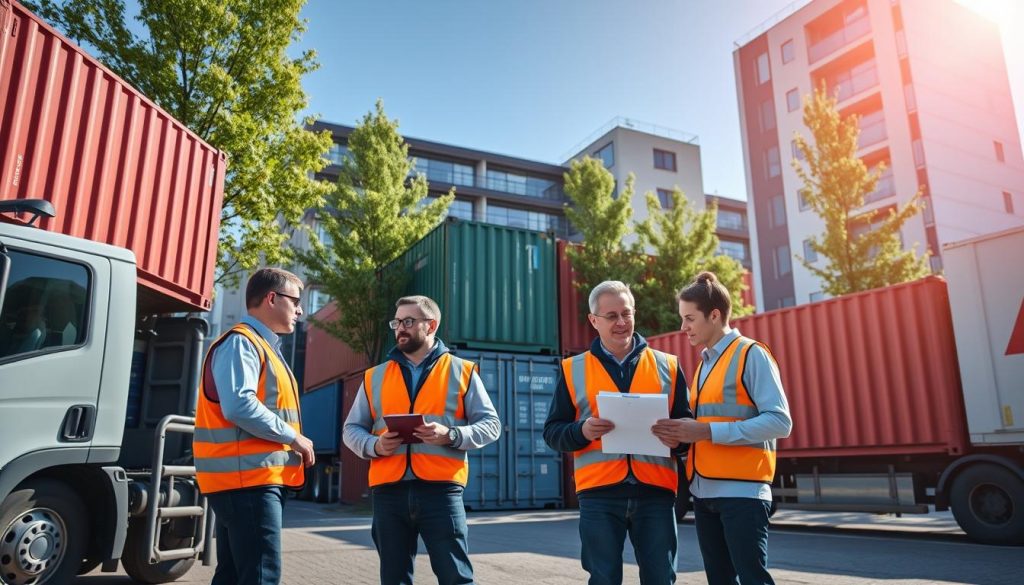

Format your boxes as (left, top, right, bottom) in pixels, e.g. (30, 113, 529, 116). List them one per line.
(447, 427, 460, 447)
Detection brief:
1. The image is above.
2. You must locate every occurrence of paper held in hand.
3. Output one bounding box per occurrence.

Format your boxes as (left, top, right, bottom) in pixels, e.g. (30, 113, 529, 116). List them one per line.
(596, 392, 670, 457)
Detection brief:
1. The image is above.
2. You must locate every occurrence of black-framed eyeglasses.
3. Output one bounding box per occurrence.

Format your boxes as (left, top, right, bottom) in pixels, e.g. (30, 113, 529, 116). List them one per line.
(273, 291, 302, 305)
(592, 310, 636, 323)
(388, 317, 431, 330)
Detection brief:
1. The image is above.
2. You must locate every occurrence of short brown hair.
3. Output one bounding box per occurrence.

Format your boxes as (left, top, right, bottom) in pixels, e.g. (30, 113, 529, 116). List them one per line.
(395, 295, 441, 321)
(246, 268, 303, 309)
(677, 271, 732, 322)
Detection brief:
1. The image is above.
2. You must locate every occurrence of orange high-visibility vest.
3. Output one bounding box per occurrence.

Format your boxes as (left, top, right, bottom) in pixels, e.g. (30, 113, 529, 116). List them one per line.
(365, 353, 474, 487)
(686, 336, 776, 484)
(563, 347, 679, 494)
(194, 324, 304, 494)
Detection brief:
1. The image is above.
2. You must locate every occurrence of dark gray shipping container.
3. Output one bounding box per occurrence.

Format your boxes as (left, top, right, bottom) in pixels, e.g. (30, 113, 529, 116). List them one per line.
(456, 350, 563, 511)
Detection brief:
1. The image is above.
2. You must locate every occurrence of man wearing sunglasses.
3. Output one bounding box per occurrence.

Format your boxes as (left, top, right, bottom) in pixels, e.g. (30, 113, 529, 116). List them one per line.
(544, 280, 691, 585)
(343, 295, 500, 585)
(193, 267, 316, 585)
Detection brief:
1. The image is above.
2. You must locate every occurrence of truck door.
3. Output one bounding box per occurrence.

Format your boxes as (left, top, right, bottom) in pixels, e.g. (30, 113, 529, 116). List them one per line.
(0, 242, 109, 466)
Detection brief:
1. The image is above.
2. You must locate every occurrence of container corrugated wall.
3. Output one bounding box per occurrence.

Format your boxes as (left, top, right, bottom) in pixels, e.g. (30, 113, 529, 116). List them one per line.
(457, 350, 563, 510)
(398, 219, 558, 354)
(557, 240, 593, 356)
(0, 1, 225, 313)
(340, 369, 371, 505)
(303, 300, 370, 392)
(648, 276, 969, 458)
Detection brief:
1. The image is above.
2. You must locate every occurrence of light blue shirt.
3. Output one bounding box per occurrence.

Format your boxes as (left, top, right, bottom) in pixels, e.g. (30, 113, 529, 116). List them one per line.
(689, 328, 792, 501)
(209, 315, 298, 445)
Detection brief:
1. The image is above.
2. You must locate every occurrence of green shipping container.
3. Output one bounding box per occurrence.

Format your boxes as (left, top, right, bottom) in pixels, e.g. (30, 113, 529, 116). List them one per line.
(395, 218, 558, 354)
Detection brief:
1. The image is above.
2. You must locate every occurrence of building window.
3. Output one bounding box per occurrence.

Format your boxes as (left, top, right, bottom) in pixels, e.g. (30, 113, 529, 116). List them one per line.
(765, 146, 781, 178)
(719, 240, 748, 262)
(595, 142, 614, 168)
(774, 245, 792, 278)
(717, 209, 745, 230)
(904, 83, 916, 112)
(798, 189, 811, 211)
(307, 288, 332, 315)
(895, 30, 907, 58)
(786, 88, 800, 112)
(448, 199, 474, 221)
(781, 39, 795, 64)
(326, 142, 349, 165)
(994, 141, 1005, 163)
(912, 138, 925, 167)
(653, 149, 677, 171)
(930, 255, 943, 273)
(779, 296, 796, 308)
(922, 197, 934, 225)
(803, 238, 818, 263)
(1005, 191, 1015, 214)
(655, 189, 674, 209)
(810, 291, 826, 302)
(756, 52, 771, 84)
(791, 139, 805, 162)
(760, 100, 776, 132)
(769, 194, 787, 228)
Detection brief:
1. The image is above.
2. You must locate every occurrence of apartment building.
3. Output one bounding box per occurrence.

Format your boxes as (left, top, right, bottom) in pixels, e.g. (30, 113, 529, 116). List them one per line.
(735, 0, 1024, 309)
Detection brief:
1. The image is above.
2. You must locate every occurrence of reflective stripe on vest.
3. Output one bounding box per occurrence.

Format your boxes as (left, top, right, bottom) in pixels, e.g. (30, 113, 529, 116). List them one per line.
(365, 353, 472, 487)
(193, 324, 305, 494)
(685, 336, 777, 484)
(563, 348, 678, 494)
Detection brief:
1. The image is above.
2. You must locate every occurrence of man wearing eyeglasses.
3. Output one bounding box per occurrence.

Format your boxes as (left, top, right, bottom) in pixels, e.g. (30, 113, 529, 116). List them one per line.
(343, 295, 500, 585)
(544, 280, 691, 585)
(193, 267, 316, 585)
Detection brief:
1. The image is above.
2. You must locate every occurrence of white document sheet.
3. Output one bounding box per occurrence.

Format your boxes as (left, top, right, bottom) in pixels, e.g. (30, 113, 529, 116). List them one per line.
(596, 392, 670, 457)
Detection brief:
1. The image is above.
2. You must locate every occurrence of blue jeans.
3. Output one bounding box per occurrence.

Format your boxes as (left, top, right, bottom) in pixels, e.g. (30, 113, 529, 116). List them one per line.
(693, 497, 775, 585)
(206, 485, 286, 585)
(578, 494, 678, 585)
(371, 481, 474, 585)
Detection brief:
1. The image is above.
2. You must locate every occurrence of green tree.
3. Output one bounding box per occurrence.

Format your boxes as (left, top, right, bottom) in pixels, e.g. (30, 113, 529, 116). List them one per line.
(633, 189, 751, 334)
(298, 101, 453, 363)
(793, 85, 928, 296)
(562, 157, 644, 319)
(27, 0, 334, 285)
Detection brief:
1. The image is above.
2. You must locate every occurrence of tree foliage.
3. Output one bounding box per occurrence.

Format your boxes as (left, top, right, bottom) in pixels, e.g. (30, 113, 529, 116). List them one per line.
(793, 85, 929, 295)
(28, 0, 334, 285)
(298, 101, 453, 363)
(634, 189, 751, 334)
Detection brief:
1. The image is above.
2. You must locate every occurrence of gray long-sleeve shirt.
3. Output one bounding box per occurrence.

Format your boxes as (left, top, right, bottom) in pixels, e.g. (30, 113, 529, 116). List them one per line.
(209, 315, 298, 445)
(343, 340, 500, 480)
(689, 328, 792, 501)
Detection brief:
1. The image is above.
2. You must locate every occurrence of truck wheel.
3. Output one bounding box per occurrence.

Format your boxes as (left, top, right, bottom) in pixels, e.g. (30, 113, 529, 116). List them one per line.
(121, 517, 196, 584)
(0, 479, 88, 585)
(950, 463, 1024, 545)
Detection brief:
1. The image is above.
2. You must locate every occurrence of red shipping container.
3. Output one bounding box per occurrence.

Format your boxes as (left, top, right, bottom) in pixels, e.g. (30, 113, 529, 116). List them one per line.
(304, 300, 370, 392)
(740, 270, 755, 309)
(0, 0, 226, 313)
(648, 276, 969, 458)
(557, 239, 594, 356)
(340, 369, 371, 505)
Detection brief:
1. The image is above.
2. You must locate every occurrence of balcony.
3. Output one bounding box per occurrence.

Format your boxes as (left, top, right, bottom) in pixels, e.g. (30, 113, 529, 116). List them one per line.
(485, 171, 565, 201)
(857, 111, 887, 150)
(808, 10, 871, 64)
(863, 169, 895, 204)
(414, 159, 475, 188)
(834, 61, 879, 103)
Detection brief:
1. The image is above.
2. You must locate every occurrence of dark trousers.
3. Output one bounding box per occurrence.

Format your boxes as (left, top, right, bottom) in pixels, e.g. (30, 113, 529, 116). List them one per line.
(207, 485, 286, 585)
(371, 481, 474, 585)
(578, 494, 678, 585)
(693, 497, 775, 585)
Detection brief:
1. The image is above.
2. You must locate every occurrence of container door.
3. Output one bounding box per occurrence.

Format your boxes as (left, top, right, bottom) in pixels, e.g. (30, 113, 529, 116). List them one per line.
(506, 354, 562, 508)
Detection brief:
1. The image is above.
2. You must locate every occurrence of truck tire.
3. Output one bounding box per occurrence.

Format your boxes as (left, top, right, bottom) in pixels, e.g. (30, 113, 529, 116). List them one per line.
(950, 463, 1024, 545)
(0, 478, 89, 585)
(121, 516, 196, 584)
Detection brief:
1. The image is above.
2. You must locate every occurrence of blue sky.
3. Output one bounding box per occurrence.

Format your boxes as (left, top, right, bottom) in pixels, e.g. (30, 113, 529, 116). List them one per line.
(294, 0, 1024, 201)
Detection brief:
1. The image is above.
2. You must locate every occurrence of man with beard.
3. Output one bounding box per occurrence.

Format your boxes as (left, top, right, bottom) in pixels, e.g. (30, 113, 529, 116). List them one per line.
(343, 295, 501, 585)
(544, 280, 691, 585)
